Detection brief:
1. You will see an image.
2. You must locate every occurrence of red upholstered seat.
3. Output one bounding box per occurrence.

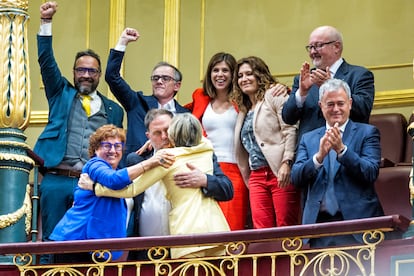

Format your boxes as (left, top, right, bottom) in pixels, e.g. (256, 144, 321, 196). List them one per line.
(369, 113, 408, 166)
(374, 165, 412, 219)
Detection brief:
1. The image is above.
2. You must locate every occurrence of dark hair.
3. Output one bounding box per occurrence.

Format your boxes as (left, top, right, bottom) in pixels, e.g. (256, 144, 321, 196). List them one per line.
(231, 56, 277, 113)
(88, 124, 126, 157)
(73, 49, 102, 72)
(203, 52, 236, 98)
(144, 108, 174, 130)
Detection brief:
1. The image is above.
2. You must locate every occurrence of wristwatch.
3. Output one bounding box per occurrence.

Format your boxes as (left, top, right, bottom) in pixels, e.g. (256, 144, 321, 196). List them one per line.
(283, 160, 293, 167)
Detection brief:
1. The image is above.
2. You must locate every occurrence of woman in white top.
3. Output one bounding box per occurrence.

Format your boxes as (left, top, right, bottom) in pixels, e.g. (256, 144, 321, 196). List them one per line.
(184, 52, 248, 230)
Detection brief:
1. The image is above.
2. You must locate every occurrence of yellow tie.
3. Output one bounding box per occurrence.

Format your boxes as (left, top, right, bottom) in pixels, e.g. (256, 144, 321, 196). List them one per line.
(81, 95, 92, 117)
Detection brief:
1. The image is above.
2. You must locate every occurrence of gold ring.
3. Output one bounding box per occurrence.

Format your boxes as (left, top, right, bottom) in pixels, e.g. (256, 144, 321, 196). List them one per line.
(160, 158, 165, 164)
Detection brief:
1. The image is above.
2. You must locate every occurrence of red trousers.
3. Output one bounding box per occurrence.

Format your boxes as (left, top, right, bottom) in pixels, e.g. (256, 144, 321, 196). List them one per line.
(249, 166, 301, 228)
(218, 162, 249, 230)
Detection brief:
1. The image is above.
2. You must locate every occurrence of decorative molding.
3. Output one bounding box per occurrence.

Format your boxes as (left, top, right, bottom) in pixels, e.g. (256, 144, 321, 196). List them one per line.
(373, 89, 414, 109)
(199, 0, 206, 81)
(163, 0, 180, 66)
(274, 63, 413, 79)
(0, 1, 31, 130)
(28, 88, 414, 126)
(0, 0, 28, 10)
(107, 0, 125, 100)
(29, 110, 48, 126)
(85, 0, 91, 49)
(108, 0, 125, 51)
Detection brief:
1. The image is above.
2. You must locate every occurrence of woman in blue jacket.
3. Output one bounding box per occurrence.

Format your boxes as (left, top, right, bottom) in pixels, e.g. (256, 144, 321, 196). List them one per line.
(50, 124, 173, 263)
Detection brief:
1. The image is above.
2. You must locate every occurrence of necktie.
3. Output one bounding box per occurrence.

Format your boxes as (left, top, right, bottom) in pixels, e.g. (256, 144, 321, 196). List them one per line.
(324, 149, 339, 215)
(81, 95, 92, 117)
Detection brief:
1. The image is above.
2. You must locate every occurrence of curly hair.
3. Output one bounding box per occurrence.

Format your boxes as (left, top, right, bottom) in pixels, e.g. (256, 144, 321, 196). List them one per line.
(88, 124, 126, 158)
(231, 56, 277, 113)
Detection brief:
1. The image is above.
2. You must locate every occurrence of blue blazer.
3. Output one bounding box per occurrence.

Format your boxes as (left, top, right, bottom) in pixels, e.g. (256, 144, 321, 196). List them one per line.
(34, 35, 124, 168)
(105, 49, 189, 156)
(282, 60, 375, 143)
(50, 157, 131, 260)
(291, 120, 384, 229)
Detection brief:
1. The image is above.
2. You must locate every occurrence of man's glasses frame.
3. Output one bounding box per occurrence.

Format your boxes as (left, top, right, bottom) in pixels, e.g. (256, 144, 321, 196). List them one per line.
(305, 40, 337, 52)
(100, 142, 124, 152)
(74, 67, 101, 77)
(150, 75, 176, 82)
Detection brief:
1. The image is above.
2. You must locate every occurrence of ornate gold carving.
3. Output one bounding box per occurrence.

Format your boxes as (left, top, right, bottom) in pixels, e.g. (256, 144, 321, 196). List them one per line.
(13, 253, 32, 266)
(0, 130, 27, 139)
(362, 230, 385, 245)
(0, 165, 30, 174)
(0, 3, 31, 130)
(91, 250, 112, 262)
(11, 228, 388, 275)
(0, 140, 30, 150)
(170, 260, 225, 275)
(226, 241, 247, 255)
(0, 153, 35, 166)
(148, 246, 169, 261)
(0, 184, 31, 234)
(0, 0, 28, 10)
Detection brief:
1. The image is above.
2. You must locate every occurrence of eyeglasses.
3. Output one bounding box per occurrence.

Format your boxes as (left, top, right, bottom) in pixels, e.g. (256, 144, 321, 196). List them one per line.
(150, 75, 176, 82)
(305, 41, 337, 52)
(74, 67, 101, 77)
(100, 142, 124, 152)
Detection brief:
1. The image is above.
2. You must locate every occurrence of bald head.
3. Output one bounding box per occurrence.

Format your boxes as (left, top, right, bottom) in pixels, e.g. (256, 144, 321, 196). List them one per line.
(308, 26, 343, 69)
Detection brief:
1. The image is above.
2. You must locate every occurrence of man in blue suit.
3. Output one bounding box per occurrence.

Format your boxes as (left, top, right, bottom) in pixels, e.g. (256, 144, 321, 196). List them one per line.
(105, 27, 189, 160)
(291, 78, 384, 247)
(34, 2, 124, 262)
(282, 25, 375, 144)
(104, 28, 234, 256)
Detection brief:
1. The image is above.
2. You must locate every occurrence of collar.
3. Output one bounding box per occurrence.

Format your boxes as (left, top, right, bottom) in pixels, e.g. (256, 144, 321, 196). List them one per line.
(158, 98, 176, 113)
(329, 58, 344, 77)
(326, 119, 349, 134)
(79, 91, 98, 100)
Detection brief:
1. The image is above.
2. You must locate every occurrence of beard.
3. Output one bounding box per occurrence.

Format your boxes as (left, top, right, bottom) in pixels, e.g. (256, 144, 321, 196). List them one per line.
(75, 78, 98, 94)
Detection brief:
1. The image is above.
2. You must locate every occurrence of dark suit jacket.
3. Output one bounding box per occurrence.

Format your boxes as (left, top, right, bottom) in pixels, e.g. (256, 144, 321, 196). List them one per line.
(34, 35, 124, 168)
(282, 60, 375, 143)
(105, 49, 189, 156)
(291, 120, 384, 232)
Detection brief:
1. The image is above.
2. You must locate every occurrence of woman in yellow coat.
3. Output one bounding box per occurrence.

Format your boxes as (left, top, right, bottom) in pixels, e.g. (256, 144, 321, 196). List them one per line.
(80, 113, 230, 259)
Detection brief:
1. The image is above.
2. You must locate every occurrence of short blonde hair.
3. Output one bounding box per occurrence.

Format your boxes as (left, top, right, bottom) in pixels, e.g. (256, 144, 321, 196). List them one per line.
(168, 113, 202, 147)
